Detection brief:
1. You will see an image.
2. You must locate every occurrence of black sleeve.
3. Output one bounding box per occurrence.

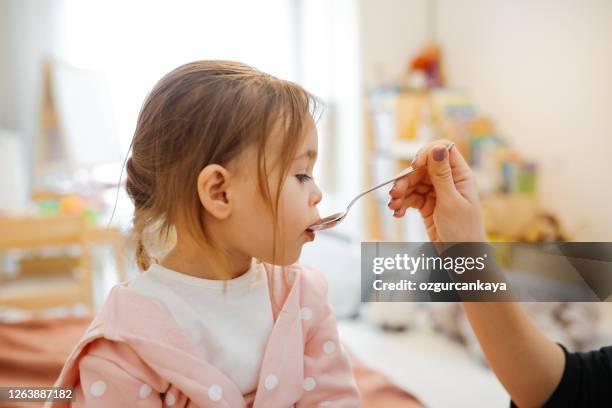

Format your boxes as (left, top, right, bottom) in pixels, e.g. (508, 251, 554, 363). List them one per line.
(509, 344, 612, 407)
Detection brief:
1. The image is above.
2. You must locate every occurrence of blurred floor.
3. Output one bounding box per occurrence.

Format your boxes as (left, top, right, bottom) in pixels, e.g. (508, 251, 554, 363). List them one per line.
(339, 318, 509, 408)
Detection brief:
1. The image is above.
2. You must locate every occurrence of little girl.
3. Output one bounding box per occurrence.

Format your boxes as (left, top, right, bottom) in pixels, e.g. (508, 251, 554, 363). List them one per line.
(51, 61, 360, 407)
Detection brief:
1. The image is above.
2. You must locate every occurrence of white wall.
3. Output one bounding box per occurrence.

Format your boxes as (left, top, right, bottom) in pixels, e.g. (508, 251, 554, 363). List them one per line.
(436, 0, 612, 240)
(361, 0, 429, 90)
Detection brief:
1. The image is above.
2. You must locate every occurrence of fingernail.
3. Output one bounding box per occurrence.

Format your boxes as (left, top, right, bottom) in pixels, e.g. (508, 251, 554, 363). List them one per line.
(433, 146, 447, 161)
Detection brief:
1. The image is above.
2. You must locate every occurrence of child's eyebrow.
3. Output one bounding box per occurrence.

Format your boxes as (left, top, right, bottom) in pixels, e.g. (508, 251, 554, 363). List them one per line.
(294, 149, 317, 161)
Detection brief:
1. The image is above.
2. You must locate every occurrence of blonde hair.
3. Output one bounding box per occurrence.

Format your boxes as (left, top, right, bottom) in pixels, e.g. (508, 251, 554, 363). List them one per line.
(125, 60, 319, 279)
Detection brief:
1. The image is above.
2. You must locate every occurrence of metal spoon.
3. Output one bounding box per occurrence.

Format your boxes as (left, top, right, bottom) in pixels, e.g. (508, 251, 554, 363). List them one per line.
(309, 142, 454, 232)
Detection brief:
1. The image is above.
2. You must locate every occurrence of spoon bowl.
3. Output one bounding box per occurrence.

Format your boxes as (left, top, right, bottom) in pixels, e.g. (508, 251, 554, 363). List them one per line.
(309, 212, 345, 231)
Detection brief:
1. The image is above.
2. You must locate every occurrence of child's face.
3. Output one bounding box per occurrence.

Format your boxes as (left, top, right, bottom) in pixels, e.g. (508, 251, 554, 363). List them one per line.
(222, 116, 322, 266)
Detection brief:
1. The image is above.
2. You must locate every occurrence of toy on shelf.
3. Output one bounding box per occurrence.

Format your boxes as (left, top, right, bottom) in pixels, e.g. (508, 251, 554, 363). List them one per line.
(32, 190, 107, 226)
(407, 42, 445, 89)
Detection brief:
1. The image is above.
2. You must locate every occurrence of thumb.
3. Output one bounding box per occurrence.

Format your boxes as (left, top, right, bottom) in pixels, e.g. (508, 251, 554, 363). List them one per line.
(427, 144, 459, 199)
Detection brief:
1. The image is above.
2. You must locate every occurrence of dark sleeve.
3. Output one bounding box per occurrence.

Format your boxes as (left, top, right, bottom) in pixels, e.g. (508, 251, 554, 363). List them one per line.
(509, 344, 612, 407)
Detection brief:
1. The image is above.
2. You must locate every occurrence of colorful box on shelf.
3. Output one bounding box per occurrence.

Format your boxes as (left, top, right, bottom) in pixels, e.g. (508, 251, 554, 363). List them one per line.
(467, 126, 538, 196)
(501, 159, 537, 195)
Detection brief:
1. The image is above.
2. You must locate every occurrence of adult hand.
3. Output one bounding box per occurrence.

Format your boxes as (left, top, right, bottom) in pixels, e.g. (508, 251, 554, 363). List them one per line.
(387, 140, 487, 242)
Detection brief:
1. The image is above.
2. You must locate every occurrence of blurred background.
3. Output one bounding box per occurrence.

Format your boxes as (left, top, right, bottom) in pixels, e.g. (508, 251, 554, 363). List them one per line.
(0, 0, 611, 406)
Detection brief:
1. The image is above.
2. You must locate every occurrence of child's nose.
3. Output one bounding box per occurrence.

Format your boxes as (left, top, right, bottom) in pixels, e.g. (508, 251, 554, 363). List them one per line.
(309, 186, 322, 207)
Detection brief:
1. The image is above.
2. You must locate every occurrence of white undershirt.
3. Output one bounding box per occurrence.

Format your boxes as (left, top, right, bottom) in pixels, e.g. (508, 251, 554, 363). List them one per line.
(127, 258, 274, 395)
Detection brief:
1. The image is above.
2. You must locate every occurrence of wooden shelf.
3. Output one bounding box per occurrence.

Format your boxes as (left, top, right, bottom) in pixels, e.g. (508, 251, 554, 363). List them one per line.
(0, 214, 127, 312)
(0, 277, 85, 310)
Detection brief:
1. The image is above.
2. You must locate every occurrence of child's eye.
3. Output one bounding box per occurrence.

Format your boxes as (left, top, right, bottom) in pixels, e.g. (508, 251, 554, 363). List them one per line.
(295, 174, 313, 183)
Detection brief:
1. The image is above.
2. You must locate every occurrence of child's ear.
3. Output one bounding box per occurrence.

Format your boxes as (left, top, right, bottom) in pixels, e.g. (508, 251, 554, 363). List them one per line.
(196, 164, 233, 219)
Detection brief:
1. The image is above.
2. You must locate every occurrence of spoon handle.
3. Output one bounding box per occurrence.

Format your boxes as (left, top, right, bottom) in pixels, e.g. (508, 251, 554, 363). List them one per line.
(345, 142, 454, 213)
(345, 166, 416, 212)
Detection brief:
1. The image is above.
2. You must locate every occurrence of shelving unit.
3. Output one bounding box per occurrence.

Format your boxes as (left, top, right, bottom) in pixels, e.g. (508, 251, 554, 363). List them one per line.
(363, 87, 541, 242)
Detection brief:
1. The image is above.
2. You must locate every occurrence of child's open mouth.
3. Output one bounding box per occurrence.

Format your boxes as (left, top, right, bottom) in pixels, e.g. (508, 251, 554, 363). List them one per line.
(304, 228, 315, 241)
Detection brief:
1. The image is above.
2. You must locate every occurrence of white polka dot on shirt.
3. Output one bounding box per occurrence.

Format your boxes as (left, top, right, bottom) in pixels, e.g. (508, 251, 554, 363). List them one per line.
(165, 392, 176, 406)
(139, 384, 152, 399)
(303, 377, 316, 391)
(323, 341, 336, 354)
(208, 385, 222, 401)
(264, 374, 278, 390)
(300, 307, 313, 320)
(89, 380, 106, 397)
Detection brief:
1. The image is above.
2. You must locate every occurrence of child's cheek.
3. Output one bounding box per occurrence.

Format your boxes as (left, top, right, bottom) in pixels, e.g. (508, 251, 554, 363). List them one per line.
(279, 185, 302, 225)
